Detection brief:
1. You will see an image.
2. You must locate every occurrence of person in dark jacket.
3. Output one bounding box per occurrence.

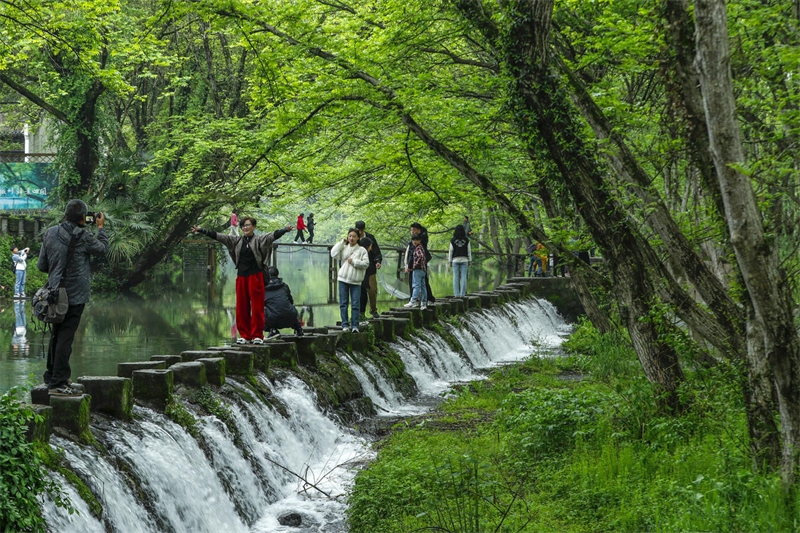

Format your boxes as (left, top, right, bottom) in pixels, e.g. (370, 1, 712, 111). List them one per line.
(192, 217, 292, 344)
(264, 266, 303, 339)
(355, 220, 383, 318)
(357, 237, 380, 318)
(306, 213, 315, 244)
(39, 200, 109, 396)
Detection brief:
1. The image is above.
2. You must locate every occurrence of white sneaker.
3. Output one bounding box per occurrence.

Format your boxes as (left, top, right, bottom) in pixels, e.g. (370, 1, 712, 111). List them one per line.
(403, 301, 418, 308)
(252, 338, 264, 345)
(342, 326, 351, 332)
(236, 338, 248, 345)
(420, 303, 427, 310)
(352, 328, 360, 334)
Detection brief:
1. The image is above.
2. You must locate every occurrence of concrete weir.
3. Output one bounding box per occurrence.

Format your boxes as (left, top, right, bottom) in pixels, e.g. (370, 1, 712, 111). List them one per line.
(24, 276, 582, 445)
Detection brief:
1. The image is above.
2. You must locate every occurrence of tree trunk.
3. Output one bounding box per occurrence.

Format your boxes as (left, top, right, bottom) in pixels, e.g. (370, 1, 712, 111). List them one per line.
(457, 0, 687, 408)
(122, 207, 207, 289)
(661, 0, 780, 471)
(694, 0, 800, 483)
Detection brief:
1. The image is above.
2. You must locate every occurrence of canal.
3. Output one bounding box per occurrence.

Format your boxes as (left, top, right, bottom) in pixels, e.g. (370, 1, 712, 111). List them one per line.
(0, 245, 511, 393)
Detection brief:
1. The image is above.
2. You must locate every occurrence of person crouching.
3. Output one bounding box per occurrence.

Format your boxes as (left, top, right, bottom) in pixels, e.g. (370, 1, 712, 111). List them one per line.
(264, 266, 304, 339)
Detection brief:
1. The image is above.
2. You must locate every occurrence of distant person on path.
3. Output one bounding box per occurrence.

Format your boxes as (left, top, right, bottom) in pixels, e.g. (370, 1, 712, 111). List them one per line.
(264, 266, 304, 339)
(295, 213, 307, 244)
(404, 222, 435, 303)
(463, 215, 473, 238)
(355, 220, 383, 318)
(527, 242, 545, 277)
(192, 216, 293, 345)
(228, 212, 240, 236)
(448, 225, 471, 297)
(358, 237, 380, 318)
(306, 213, 315, 244)
(331, 228, 369, 333)
(11, 245, 30, 298)
(39, 200, 108, 396)
(404, 233, 428, 309)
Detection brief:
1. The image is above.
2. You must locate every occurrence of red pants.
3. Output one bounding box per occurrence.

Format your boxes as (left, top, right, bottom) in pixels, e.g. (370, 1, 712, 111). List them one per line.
(236, 272, 265, 340)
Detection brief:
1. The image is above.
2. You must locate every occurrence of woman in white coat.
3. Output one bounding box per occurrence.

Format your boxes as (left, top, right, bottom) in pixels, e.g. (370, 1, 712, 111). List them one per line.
(331, 228, 370, 332)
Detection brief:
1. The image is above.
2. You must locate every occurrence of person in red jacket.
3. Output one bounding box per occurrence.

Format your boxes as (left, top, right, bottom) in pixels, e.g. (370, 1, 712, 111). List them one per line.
(295, 213, 307, 244)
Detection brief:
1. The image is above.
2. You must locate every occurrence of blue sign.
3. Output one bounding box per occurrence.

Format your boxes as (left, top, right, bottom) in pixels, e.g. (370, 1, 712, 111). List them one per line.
(0, 162, 56, 209)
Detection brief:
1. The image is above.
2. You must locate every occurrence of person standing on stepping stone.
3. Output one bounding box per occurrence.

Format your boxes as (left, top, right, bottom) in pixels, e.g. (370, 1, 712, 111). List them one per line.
(39, 200, 108, 396)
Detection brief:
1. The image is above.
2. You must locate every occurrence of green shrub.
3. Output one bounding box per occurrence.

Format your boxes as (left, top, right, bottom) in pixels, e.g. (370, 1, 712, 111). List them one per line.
(497, 387, 608, 463)
(0, 388, 70, 532)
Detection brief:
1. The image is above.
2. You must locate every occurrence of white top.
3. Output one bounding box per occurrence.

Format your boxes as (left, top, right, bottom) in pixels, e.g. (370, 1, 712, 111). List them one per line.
(331, 241, 369, 285)
(448, 241, 472, 264)
(13, 250, 27, 271)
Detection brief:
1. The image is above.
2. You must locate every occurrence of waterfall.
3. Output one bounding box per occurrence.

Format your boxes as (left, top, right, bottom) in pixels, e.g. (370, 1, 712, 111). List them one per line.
(40, 297, 569, 532)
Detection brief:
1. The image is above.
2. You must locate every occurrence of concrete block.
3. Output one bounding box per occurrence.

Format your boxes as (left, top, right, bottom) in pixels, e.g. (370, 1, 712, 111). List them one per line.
(496, 288, 521, 301)
(50, 394, 93, 443)
(502, 283, 531, 297)
(31, 384, 51, 406)
(197, 357, 226, 386)
(219, 350, 254, 376)
(24, 404, 52, 443)
(118, 361, 166, 379)
(450, 298, 467, 313)
(211, 345, 270, 372)
(150, 355, 182, 367)
(465, 295, 481, 309)
(132, 369, 174, 410)
(366, 319, 384, 340)
(371, 318, 395, 342)
(433, 300, 452, 316)
(382, 317, 410, 338)
(266, 341, 298, 367)
(420, 306, 437, 326)
(474, 292, 495, 308)
(389, 308, 422, 328)
(180, 350, 220, 362)
(76, 376, 133, 420)
(169, 362, 208, 388)
(293, 336, 319, 367)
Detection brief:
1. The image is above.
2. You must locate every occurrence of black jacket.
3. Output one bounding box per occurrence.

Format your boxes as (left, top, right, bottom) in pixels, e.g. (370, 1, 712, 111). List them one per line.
(264, 277, 298, 328)
(38, 221, 109, 305)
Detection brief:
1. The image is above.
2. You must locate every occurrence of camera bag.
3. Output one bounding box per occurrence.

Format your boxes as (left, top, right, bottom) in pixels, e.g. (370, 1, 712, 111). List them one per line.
(32, 232, 77, 324)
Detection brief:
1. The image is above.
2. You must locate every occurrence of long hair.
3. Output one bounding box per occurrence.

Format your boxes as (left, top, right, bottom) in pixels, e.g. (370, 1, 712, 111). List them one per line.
(452, 224, 467, 240)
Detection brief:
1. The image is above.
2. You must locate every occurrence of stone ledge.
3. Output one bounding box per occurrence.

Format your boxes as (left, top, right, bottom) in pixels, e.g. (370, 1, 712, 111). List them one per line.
(132, 369, 174, 410)
(118, 361, 166, 379)
(170, 362, 208, 387)
(76, 376, 133, 420)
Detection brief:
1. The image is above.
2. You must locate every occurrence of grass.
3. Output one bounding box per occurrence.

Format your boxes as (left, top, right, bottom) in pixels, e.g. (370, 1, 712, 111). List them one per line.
(347, 322, 800, 533)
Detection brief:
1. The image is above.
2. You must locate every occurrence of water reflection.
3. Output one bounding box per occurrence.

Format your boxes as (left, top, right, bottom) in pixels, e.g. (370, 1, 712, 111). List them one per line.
(0, 246, 510, 393)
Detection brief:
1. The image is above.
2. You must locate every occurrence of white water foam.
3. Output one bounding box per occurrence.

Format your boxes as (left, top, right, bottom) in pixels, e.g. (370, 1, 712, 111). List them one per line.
(42, 297, 570, 533)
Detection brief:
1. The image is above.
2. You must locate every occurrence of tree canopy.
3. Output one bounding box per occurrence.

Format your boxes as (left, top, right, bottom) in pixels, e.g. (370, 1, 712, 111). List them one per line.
(2, 0, 800, 482)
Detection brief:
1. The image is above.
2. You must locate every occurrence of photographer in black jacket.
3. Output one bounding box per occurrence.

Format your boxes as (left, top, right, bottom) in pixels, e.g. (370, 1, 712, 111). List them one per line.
(39, 200, 108, 396)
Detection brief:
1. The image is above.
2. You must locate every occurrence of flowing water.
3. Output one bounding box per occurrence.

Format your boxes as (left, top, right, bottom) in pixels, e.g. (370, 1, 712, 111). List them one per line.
(37, 296, 570, 532)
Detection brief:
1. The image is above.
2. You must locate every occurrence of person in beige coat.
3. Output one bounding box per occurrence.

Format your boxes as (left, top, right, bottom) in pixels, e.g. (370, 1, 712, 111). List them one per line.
(331, 228, 369, 332)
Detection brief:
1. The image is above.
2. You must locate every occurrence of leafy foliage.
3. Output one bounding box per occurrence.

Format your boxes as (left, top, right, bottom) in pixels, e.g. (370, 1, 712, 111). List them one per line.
(0, 388, 70, 532)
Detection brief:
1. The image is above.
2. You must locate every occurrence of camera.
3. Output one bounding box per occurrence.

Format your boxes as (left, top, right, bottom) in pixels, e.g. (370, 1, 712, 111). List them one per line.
(84, 212, 102, 225)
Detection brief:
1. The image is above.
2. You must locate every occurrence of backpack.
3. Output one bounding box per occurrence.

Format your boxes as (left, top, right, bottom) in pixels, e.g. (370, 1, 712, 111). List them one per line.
(32, 230, 77, 324)
(32, 286, 69, 324)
